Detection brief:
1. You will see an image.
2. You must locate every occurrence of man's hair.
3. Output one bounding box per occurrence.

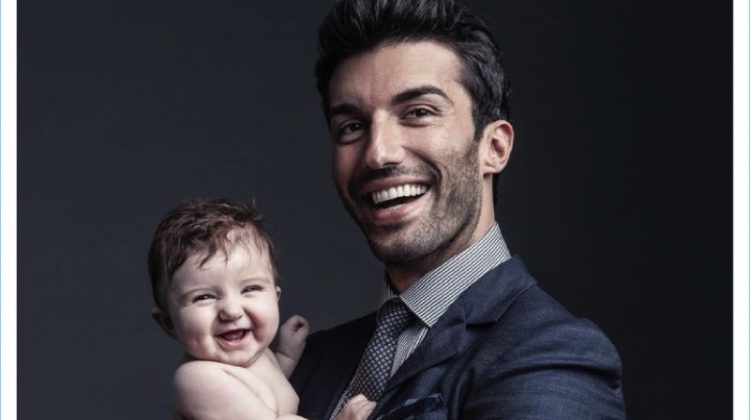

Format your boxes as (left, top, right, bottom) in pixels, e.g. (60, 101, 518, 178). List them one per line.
(147, 198, 278, 312)
(315, 0, 511, 132)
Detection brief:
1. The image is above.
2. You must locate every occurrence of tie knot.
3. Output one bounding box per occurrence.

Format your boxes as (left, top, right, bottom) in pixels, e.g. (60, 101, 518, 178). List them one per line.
(377, 298, 412, 335)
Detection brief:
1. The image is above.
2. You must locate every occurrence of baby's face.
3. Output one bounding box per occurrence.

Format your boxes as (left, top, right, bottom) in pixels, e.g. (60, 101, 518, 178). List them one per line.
(165, 241, 280, 367)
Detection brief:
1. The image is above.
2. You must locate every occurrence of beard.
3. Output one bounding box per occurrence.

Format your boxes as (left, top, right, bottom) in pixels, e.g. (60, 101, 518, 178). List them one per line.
(346, 140, 483, 269)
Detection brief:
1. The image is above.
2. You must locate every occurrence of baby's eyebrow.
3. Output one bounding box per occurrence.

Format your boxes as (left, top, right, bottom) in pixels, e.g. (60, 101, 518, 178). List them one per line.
(175, 288, 206, 303)
(240, 276, 274, 284)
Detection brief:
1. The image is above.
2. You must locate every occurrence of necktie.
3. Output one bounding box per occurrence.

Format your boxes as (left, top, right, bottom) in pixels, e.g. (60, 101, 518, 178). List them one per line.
(340, 298, 413, 407)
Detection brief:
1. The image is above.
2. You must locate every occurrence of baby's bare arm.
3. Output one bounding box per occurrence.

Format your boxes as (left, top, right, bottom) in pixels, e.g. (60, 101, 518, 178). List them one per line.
(174, 361, 280, 420)
(276, 315, 309, 378)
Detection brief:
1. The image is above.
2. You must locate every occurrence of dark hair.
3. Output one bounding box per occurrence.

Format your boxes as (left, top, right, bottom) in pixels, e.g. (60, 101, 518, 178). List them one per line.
(315, 0, 511, 131)
(147, 198, 278, 312)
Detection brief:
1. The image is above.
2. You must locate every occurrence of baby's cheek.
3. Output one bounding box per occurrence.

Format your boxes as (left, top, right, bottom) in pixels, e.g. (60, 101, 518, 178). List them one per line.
(176, 316, 210, 347)
(257, 307, 280, 342)
(183, 337, 210, 360)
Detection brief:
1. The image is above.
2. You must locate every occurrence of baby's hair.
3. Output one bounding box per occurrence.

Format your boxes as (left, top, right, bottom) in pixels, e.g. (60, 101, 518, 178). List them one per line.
(148, 198, 278, 312)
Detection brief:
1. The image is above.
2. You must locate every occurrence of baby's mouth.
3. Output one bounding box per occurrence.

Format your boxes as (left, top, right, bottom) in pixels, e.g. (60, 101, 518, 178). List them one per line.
(219, 329, 248, 342)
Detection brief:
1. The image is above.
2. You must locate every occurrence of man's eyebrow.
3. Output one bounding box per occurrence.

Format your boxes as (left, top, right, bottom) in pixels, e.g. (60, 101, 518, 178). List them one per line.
(392, 85, 453, 105)
(327, 85, 451, 121)
(328, 103, 361, 120)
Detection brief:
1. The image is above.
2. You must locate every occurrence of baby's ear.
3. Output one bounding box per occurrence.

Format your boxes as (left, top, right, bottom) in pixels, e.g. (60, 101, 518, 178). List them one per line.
(276, 286, 282, 301)
(151, 307, 176, 339)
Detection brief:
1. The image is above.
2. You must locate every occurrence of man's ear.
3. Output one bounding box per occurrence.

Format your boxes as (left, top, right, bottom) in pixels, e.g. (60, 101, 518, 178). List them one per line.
(276, 286, 282, 301)
(479, 119, 514, 176)
(151, 307, 176, 340)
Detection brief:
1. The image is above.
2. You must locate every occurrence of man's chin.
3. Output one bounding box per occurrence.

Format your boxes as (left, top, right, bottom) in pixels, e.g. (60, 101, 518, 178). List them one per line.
(365, 232, 428, 266)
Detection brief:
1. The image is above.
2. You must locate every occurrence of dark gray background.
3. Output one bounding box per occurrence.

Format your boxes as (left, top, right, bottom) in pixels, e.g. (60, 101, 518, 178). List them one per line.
(20, 1, 731, 419)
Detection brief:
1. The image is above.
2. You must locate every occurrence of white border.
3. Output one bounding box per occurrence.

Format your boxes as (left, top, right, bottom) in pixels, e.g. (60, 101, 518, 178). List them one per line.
(734, 0, 749, 419)
(0, 2, 742, 420)
(1, 0, 18, 417)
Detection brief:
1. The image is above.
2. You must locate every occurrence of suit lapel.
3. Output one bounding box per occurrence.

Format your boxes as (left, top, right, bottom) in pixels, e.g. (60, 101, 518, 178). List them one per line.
(385, 306, 467, 392)
(373, 257, 536, 415)
(371, 300, 467, 418)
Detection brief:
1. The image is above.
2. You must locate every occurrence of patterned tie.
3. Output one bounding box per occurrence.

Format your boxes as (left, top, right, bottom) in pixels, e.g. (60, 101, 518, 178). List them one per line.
(340, 298, 413, 407)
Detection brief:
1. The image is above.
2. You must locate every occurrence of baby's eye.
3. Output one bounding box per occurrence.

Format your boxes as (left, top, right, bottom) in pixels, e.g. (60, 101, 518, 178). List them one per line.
(192, 294, 215, 303)
(242, 285, 263, 294)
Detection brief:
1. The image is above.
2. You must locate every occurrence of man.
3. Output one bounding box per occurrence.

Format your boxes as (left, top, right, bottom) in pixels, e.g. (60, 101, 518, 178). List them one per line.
(291, 0, 626, 418)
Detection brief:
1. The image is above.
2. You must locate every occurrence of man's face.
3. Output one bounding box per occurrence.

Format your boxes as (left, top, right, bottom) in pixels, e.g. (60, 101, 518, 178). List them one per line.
(161, 236, 280, 367)
(328, 41, 485, 269)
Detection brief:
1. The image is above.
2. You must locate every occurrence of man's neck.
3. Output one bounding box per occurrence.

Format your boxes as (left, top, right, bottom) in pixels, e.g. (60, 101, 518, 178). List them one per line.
(385, 220, 495, 293)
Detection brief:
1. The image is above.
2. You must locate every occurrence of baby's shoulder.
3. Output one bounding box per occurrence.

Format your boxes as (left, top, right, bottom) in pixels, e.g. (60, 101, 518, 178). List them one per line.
(175, 360, 236, 379)
(174, 360, 263, 392)
(173, 361, 279, 417)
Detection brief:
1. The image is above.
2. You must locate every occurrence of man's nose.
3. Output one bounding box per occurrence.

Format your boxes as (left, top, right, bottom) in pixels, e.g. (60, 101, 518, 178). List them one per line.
(218, 297, 243, 322)
(363, 117, 404, 169)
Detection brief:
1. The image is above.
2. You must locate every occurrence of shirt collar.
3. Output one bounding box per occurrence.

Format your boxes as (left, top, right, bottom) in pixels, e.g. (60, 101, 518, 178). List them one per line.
(383, 223, 511, 327)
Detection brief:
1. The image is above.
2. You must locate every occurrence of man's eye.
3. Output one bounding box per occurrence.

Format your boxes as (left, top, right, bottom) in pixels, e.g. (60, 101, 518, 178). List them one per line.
(335, 122, 365, 143)
(405, 107, 435, 118)
(339, 122, 363, 134)
(192, 294, 215, 303)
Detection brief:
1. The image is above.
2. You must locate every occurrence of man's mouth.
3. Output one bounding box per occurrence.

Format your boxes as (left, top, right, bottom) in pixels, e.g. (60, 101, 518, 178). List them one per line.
(369, 183, 428, 208)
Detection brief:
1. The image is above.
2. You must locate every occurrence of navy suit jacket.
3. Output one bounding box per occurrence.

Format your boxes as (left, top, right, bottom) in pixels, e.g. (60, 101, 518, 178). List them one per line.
(291, 257, 625, 419)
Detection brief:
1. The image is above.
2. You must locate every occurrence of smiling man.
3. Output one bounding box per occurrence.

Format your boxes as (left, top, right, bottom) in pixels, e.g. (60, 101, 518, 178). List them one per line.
(290, 1, 626, 419)
(329, 41, 502, 291)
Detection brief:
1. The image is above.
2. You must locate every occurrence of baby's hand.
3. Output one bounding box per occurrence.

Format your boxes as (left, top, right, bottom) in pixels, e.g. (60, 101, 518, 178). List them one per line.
(335, 395, 375, 420)
(278, 315, 309, 362)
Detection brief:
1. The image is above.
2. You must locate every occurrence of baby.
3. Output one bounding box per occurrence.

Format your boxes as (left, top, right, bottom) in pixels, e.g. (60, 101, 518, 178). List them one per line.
(148, 199, 373, 420)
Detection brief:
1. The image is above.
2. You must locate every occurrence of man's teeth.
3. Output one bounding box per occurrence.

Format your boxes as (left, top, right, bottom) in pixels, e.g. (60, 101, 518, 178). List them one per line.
(371, 184, 427, 205)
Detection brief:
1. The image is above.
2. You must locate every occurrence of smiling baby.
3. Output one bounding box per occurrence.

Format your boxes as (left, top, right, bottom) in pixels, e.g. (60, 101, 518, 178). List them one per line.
(147, 199, 373, 420)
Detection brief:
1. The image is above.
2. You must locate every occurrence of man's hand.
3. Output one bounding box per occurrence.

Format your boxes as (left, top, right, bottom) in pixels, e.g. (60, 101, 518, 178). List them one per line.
(335, 395, 375, 420)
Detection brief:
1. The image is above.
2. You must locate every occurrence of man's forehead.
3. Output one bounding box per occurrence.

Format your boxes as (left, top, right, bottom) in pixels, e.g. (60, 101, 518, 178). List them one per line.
(329, 41, 465, 105)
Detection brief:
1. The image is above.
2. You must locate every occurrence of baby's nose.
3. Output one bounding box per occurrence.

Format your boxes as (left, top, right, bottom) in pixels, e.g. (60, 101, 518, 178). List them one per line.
(218, 309, 242, 322)
(218, 300, 243, 321)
